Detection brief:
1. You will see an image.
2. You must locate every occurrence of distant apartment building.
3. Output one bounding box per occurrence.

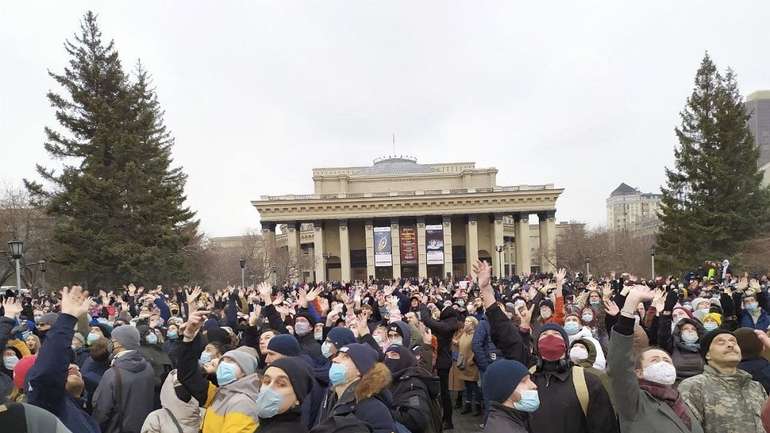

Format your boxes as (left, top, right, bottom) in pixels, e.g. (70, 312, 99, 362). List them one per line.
(607, 183, 662, 237)
(746, 90, 770, 186)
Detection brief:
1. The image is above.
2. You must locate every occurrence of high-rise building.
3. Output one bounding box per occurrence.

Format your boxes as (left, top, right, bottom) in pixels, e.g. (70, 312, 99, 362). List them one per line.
(746, 90, 770, 168)
(607, 183, 662, 236)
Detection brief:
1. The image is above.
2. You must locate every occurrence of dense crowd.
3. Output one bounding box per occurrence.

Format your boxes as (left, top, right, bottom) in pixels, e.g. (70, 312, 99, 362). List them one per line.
(2, 259, 770, 433)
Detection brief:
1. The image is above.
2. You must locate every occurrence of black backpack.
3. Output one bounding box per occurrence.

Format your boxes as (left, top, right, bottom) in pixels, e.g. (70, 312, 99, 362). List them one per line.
(310, 415, 374, 433)
(393, 373, 443, 433)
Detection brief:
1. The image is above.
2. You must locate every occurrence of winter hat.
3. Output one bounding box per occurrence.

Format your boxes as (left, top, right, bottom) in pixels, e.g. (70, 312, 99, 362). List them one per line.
(206, 327, 230, 346)
(111, 325, 140, 351)
(203, 318, 220, 332)
(388, 321, 412, 346)
(234, 345, 259, 359)
(270, 357, 313, 403)
(339, 343, 378, 376)
(326, 327, 356, 349)
(222, 349, 259, 376)
(699, 329, 735, 359)
(12, 355, 37, 390)
(37, 313, 58, 327)
(384, 345, 417, 374)
(295, 312, 317, 327)
(703, 313, 722, 326)
(539, 299, 554, 312)
(672, 307, 693, 320)
(536, 323, 569, 345)
(483, 359, 529, 404)
(735, 328, 763, 359)
(267, 334, 301, 357)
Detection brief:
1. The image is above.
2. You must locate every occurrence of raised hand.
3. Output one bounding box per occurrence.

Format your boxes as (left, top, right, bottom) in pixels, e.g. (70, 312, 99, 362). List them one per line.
(128, 283, 136, 296)
(555, 268, 567, 287)
(306, 286, 322, 302)
(603, 299, 620, 317)
(472, 260, 492, 289)
(183, 310, 210, 340)
(60, 286, 92, 319)
(257, 281, 272, 302)
(2, 296, 22, 318)
(517, 303, 535, 328)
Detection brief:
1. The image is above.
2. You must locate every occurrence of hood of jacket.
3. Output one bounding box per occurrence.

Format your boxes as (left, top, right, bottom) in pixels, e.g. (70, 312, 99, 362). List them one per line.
(160, 370, 201, 426)
(389, 321, 412, 348)
(673, 318, 704, 353)
(355, 363, 392, 402)
(113, 350, 151, 373)
(571, 336, 606, 370)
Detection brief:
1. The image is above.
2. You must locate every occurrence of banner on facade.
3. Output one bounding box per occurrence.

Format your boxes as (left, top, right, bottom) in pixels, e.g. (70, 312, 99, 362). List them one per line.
(399, 226, 417, 265)
(425, 224, 444, 265)
(373, 226, 392, 267)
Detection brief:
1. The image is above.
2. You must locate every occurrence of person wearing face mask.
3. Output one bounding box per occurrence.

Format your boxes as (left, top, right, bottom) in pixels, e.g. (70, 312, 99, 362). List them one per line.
(607, 284, 703, 433)
(678, 328, 767, 433)
(321, 327, 357, 361)
(738, 292, 770, 330)
(71, 333, 90, 367)
(140, 370, 201, 433)
(701, 313, 721, 333)
(657, 289, 705, 381)
(316, 343, 394, 433)
(92, 324, 156, 433)
(80, 337, 110, 413)
(176, 310, 261, 433)
(137, 324, 173, 409)
(386, 345, 442, 433)
(293, 314, 324, 363)
(482, 359, 539, 433)
(254, 357, 313, 433)
(563, 313, 606, 370)
(419, 298, 461, 430)
(163, 324, 181, 368)
(567, 339, 613, 406)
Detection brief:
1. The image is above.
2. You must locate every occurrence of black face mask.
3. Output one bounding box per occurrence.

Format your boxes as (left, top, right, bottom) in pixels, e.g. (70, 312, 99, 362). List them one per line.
(384, 357, 413, 374)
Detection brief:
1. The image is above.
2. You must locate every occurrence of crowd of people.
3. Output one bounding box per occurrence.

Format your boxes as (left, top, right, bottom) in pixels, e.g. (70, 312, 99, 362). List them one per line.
(1, 259, 770, 433)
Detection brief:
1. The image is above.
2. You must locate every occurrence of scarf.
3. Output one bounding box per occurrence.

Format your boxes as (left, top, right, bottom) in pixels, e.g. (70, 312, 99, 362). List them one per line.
(638, 379, 692, 430)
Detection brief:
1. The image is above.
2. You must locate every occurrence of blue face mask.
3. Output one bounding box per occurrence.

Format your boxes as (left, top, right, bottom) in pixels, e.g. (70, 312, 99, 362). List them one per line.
(166, 330, 178, 340)
(255, 386, 284, 419)
(704, 322, 718, 332)
(216, 362, 239, 386)
(87, 332, 100, 345)
(513, 389, 540, 412)
(746, 302, 759, 312)
(321, 341, 334, 359)
(329, 362, 349, 386)
(199, 351, 212, 364)
(146, 333, 158, 345)
(564, 322, 580, 335)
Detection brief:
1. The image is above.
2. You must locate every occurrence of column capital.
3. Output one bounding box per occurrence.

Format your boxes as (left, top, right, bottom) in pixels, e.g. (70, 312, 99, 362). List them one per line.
(493, 213, 505, 223)
(390, 217, 400, 227)
(338, 219, 348, 230)
(537, 210, 557, 220)
(442, 215, 452, 225)
(261, 222, 277, 232)
(467, 214, 478, 225)
(286, 222, 299, 231)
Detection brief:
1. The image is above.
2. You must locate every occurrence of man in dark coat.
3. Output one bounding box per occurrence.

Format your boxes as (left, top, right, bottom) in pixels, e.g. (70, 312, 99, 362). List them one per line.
(386, 345, 441, 433)
(735, 327, 770, 394)
(483, 359, 537, 433)
(92, 325, 156, 433)
(420, 300, 460, 430)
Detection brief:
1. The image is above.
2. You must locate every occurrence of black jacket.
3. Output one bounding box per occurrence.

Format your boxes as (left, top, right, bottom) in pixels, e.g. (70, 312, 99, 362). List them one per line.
(259, 408, 309, 433)
(739, 357, 770, 394)
(316, 369, 394, 433)
(419, 306, 460, 370)
(484, 402, 530, 433)
(390, 366, 440, 433)
(485, 303, 531, 366)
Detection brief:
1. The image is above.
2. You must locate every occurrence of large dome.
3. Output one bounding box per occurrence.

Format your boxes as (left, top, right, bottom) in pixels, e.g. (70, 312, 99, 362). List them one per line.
(355, 157, 436, 176)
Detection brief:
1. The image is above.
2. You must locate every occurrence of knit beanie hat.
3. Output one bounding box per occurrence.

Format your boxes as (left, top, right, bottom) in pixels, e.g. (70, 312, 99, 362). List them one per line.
(703, 312, 722, 326)
(222, 349, 259, 376)
(267, 334, 301, 356)
(339, 343, 378, 376)
(735, 327, 763, 359)
(270, 357, 313, 403)
(483, 359, 529, 403)
(539, 299, 554, 312)
(206, 327, 230, 346)
(112, 325, 140, 351)
(37, 313, 58, 326)
(699, 329, 735, 359)
(326, 327, 356, 349)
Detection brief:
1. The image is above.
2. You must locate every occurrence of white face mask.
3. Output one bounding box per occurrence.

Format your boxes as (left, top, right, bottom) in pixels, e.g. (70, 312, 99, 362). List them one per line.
(569, 346, 589, 363)
(642, 361, 676, 385)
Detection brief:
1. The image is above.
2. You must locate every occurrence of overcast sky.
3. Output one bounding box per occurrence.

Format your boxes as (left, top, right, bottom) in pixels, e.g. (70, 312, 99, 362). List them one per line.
(2, 1, 769, 237)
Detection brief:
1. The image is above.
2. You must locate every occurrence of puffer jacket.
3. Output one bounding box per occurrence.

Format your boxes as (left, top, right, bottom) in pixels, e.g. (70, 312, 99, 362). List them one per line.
(316, 363, 394, 433)
(679, 364, 768, 433)
(176, 333, 259, 433)
(141, 370, 201, 433)
(658, 317, 704, 380)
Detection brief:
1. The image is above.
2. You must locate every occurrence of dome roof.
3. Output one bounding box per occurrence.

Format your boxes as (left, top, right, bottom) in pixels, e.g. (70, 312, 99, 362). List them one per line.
(355, 157, 436, 176)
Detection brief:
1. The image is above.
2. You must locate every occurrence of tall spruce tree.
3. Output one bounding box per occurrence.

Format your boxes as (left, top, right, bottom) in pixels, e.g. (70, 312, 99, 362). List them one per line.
(657, 53, 770, 272)
(25, 12, 198, 288)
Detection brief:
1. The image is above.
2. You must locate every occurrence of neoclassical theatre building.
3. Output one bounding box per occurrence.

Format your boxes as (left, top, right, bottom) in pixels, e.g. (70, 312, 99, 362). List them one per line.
(252, 157, 564, 282)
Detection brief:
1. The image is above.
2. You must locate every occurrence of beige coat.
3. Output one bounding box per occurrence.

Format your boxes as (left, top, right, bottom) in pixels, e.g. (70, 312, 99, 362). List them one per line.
(455, 330, 479, 382)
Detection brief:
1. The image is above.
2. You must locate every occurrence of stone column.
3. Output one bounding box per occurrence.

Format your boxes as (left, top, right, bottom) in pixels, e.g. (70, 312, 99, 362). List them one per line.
(465, 215, 479, 277)
(538, 211, 557, 273)
(514, 213, 531, 276)
(339, 219, 351, 282)
(286, 222, 300, 282)
(390, 218, 401, 279)
(417, 217, 427, 279)
(365, 219, 375, 280)
(492, 213, 505, 279)
(313, 221, 326, 282)
(261, 222, 276, 278)
(442, 215, 453, 280)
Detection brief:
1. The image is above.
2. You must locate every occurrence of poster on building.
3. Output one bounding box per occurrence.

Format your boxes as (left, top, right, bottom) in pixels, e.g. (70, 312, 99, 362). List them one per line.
(373, 226, 392, 267)
(400, 226, 417, 265)
(425, 224, 444, 265)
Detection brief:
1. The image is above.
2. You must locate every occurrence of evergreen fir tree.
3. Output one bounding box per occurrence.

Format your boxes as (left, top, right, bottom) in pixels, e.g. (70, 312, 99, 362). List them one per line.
(25, 12, 198, 287)
(657, 53, 770, 272)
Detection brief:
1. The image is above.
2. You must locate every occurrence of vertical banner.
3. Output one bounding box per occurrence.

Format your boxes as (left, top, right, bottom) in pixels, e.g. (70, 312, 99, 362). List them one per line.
(425, 224, 444, 265)
(373, 227, 392, 267)
(399, 226, 417, 265)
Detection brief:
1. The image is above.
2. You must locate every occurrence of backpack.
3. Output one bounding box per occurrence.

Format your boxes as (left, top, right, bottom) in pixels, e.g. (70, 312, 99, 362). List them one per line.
(310, 415, 374, 433)
(393, 373, 443, 433)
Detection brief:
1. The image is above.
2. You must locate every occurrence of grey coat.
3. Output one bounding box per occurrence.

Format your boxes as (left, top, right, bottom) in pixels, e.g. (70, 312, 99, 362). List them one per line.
(607, 329, 704, 433)
(93, 350, 156, 433)
(484, 402, 529, 433)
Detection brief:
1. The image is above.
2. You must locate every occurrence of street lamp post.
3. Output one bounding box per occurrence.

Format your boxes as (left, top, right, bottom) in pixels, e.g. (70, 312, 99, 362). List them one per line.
(239, 258, 246, 288)
(8, 240, 23, 292)
(650, 247, 656, 280)
(39, 260, 46, 292)
(495, 245, 504, 279)
(585, 256, 591, 278)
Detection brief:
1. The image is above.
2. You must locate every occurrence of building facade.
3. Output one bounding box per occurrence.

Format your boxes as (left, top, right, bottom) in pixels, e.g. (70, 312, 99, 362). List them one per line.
(607, 183, 662, 237)
(747, 90, 770, 168)
(252, 157, 563, 282)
